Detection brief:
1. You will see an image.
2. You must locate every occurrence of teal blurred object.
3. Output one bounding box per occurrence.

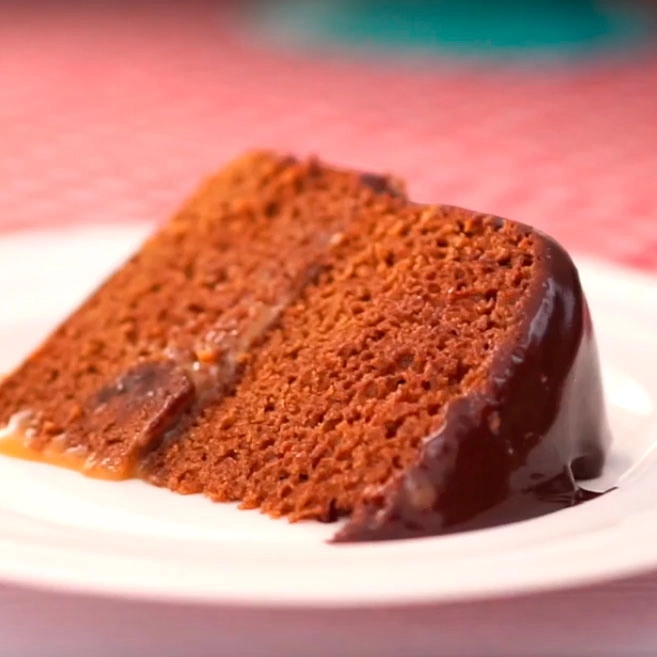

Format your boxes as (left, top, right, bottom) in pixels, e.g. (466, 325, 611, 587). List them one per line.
(253, 0, 653, 59)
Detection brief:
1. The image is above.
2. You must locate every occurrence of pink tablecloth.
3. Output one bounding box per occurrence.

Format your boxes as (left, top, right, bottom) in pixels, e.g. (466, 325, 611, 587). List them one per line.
(2, 2, 656, 271)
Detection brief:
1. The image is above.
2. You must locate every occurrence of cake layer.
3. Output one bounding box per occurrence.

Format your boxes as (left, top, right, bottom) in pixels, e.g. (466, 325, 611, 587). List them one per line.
(0, 152, 610, 540)
(0, 154, 401, 478)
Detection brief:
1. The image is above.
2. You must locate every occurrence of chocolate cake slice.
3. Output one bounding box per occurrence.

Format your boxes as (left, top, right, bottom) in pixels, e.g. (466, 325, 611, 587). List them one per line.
(0, 152, 611, 541)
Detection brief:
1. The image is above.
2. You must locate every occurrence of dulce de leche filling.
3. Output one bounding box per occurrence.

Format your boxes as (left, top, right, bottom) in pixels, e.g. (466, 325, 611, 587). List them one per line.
(0, 410, 125, 480)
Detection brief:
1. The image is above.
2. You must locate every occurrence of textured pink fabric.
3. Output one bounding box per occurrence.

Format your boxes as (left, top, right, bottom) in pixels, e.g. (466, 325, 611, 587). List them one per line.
(1, 2, 656, 270)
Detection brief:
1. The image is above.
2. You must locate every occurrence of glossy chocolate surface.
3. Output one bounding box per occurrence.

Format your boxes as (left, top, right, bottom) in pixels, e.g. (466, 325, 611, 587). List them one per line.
(335, 222, 611, 542)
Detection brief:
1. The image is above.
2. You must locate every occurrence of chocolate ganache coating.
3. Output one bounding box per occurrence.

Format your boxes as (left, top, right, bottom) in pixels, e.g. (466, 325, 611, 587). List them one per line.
(335, 219, 611, 542)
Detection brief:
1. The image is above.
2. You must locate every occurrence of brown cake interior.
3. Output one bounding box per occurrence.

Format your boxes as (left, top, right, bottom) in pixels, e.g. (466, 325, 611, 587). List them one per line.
(0, 152, 539, 524)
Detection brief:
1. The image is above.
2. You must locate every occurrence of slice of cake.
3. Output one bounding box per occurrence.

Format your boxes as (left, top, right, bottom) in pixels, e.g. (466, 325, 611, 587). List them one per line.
(0, 152, 610, 541)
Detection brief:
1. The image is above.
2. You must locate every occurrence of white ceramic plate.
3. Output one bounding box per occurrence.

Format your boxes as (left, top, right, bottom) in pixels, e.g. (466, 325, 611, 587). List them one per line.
(0, 225, 656, 608)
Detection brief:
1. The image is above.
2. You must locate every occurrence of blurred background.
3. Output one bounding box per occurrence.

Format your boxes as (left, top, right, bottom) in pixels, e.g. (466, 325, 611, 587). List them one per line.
(1, 0, 656, 269)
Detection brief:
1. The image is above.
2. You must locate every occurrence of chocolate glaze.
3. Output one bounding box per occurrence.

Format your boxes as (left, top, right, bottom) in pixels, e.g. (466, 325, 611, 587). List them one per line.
(335, 219, 611, 542)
